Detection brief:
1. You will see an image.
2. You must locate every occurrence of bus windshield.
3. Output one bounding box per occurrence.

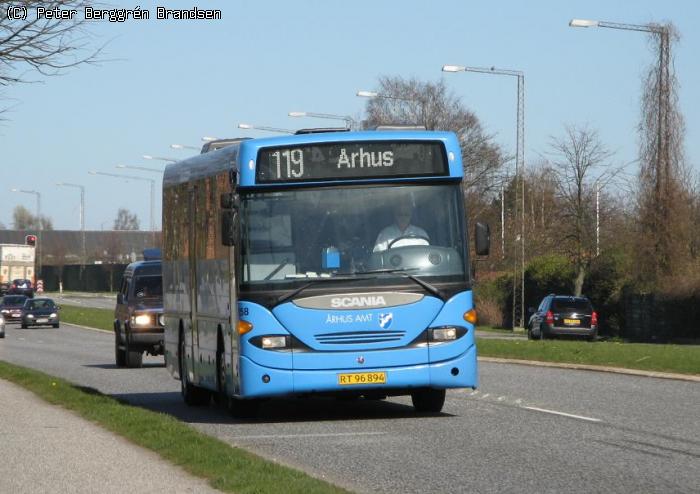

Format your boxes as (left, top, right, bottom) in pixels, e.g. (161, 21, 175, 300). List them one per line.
(241, 183, 467, 285)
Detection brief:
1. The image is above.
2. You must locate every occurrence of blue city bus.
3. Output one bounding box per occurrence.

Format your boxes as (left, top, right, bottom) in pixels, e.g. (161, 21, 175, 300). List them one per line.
(162, 129, 490, 416)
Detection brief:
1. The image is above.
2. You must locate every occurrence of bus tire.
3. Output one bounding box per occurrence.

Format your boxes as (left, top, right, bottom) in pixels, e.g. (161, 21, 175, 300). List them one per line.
(180, 331, 209, 406)
(215, 333, 227, 406)
(115, 327, 126, 368)
(411, 388, 446, 413)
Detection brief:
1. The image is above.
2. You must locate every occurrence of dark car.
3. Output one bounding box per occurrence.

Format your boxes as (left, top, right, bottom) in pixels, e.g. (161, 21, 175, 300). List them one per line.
(8, 279, 34, 298)
(0, 295, 29, 323)
(20, 298, 60, 329)
(528, 294, 598, 341)
(114, 260, 163, 368)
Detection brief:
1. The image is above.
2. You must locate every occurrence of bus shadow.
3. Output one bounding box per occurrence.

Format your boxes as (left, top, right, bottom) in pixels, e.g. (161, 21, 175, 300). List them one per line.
(83, 363, 166, 370)
(107, 391, 453, 424)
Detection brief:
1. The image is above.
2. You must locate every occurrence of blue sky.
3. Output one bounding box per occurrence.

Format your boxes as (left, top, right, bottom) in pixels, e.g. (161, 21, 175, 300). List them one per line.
(1, 0, 698, 230)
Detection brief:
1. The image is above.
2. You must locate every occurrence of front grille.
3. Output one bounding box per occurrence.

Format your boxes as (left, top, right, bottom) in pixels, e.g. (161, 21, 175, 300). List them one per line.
(315, 330, 405, 345)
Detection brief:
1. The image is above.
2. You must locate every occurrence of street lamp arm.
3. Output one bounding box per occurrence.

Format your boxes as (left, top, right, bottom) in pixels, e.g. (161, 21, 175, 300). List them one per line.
(442, 64, 523, 78)
(569, 18, 666, 34)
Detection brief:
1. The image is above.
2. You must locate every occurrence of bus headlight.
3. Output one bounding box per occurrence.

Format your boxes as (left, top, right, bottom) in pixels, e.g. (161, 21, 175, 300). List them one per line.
(131, 314, 151, 326)
(262, 336, 288, 349)
(430, 326, 467, 342)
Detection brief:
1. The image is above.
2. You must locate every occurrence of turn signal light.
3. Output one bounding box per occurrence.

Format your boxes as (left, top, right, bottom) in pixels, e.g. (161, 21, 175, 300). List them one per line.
(237, 320, 253, 335)
(463, 309, 478, 325)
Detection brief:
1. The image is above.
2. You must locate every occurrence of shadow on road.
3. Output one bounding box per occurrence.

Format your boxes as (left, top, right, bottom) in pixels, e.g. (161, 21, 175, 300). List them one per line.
(83, 363, 166, 370)
(108, 390, 453, 425)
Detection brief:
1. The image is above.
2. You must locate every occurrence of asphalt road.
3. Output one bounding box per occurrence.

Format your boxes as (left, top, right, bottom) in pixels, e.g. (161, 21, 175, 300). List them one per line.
(1, 322, 698, 493)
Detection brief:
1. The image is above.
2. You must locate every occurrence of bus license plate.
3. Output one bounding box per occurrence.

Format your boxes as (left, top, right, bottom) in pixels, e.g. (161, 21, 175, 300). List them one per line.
(564, 318, 580, 325)
(338, 372, 386, 385)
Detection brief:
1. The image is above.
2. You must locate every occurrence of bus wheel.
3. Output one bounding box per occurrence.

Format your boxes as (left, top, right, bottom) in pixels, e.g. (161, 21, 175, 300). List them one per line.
(411, 388, 446, 413)
(115, 327, 126, 368)
(215, 337, 227, 406)
(180, 333, 209, 406)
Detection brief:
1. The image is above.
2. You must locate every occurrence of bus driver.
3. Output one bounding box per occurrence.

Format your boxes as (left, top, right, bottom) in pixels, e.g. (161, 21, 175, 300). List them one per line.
(373, 195, 429, 252)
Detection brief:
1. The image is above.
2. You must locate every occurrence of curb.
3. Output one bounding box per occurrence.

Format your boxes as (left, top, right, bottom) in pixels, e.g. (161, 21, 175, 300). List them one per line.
(478, 356, 700, 383)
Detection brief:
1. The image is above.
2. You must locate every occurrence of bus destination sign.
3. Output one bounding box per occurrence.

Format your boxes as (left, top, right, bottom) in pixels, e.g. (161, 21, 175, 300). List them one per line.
(256, 141, 448, 183)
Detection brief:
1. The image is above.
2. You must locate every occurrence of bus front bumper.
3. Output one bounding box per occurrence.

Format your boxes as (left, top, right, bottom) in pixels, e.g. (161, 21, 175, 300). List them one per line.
(238, 345, 477, 399)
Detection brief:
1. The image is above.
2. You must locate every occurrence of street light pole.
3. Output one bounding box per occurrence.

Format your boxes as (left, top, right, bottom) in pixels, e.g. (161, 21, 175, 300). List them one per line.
(442, 64, 526, 330)
(89, 171, 156, 231)
(569, 17, 671, 274)
(288, 111, 356, 129)
(237, 123, 294, 134)
(170, 143, 200, 151)
(56, 182, 86, 267)
(11, 188, 43, 274)
(142, 154, 177, 163)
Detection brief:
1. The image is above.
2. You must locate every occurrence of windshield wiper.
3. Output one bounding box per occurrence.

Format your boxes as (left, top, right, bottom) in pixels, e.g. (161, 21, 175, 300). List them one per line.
(275, 275, 372, 305)
(350, 268, 446, 300)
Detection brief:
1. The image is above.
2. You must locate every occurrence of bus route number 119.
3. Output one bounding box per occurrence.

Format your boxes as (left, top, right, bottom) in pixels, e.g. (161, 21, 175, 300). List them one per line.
(271, 149, 304, 179)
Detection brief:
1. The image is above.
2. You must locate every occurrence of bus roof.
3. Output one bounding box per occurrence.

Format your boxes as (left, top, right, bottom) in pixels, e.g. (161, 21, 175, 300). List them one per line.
(164, 130, 463, 188)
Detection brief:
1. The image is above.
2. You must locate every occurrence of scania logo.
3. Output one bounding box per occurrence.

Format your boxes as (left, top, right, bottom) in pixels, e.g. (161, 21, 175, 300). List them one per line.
(330, 296, 387, 308)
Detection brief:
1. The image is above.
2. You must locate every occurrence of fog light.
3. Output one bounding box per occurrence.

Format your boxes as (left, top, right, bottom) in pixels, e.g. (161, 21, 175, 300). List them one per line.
(432, 327, 457, 341)
(261, 336, 287, 349)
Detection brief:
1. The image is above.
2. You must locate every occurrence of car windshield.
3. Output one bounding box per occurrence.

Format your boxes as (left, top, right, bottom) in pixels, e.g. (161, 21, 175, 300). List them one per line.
(25, 299, 55, 310)
(240, 183, 467, 285)
(552, 298, 592, 313)
(133, 275, 162, 298)
(2, 296, 27, 306)
(13, 279, 31, 287)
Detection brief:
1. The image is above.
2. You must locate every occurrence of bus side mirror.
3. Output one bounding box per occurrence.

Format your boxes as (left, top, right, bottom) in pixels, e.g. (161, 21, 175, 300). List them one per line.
(475, 222, 490, 256)
(222, 209, 239, 246)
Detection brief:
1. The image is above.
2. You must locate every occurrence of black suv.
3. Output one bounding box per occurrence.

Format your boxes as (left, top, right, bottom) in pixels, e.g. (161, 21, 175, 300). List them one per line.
(8, 279, 34, 298)
(528, 294, 598, 341)
(114, 260, 163, 368)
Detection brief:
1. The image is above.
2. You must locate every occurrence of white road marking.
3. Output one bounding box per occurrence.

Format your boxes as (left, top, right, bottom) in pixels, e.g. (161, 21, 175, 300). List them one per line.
(235, 431, 386, 440)
(523, 406, 602, 423)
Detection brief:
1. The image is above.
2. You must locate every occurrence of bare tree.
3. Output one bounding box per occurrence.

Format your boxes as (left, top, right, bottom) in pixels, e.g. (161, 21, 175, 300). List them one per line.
(548, 124, 617, 295)
(113, 208, 139, 231)
(362, 76, 506, 196)
(0, 1, 103, 97)
(12, 204, 53, 230)
(636, 23, 690, 280)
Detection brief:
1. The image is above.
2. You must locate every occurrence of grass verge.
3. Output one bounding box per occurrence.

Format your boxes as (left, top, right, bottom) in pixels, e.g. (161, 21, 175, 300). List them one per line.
(60, 304, 113, 332)
(477, 338, 700, 375)
(0, 360, 350, 494)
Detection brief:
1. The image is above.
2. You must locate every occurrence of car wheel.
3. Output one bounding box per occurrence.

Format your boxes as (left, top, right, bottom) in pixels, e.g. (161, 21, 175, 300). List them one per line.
(411, 388, 446, 413)
(587, 329, 598, 342)
(115, 328, 127, 367)
(527, 325, 534, 340)
(53, 323, 60, 329)
(21, 323, 27, 329)
(123, 325, 143, 368)
(180, 332, 209, 406)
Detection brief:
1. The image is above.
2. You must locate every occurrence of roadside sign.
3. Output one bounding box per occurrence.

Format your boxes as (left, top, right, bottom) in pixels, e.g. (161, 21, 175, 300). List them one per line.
(36, 280, 44, 293)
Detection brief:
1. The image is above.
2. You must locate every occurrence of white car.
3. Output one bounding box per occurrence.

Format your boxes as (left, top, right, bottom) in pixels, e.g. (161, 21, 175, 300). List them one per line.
(0, 314, 5, 338)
